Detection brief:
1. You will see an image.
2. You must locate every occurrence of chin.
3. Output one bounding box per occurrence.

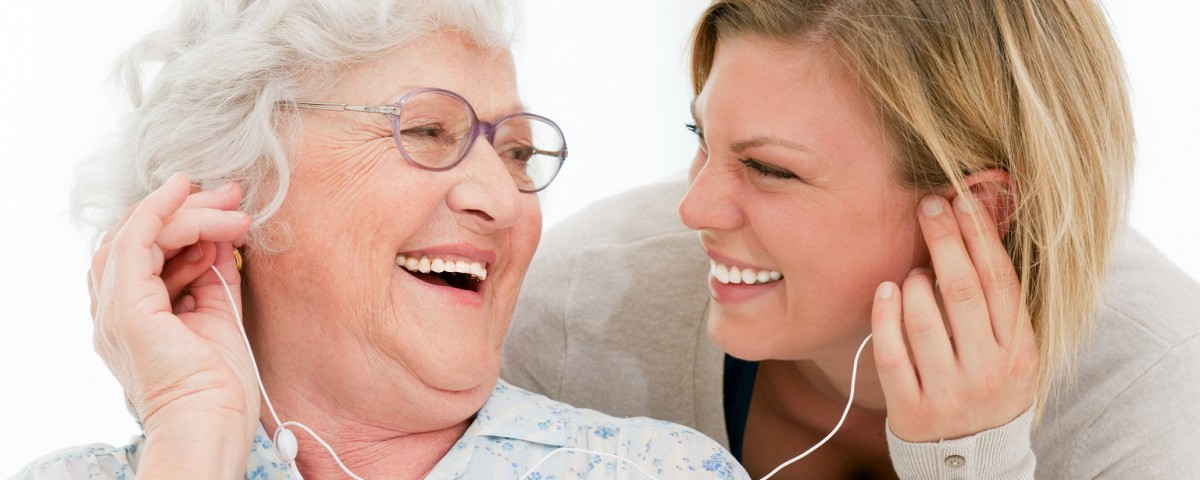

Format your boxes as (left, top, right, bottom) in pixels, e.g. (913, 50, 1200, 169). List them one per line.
(414, 344, 501, 392)
(706, 307, 780, 361)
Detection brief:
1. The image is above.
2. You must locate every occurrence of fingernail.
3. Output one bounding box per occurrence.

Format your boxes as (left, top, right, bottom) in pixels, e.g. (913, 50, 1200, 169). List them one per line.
(185, 245, 203, 262)
(224, 211, 247, 220)
(878, 282, 895, 299)
(220, 182, 237, 192)
(920, 196, 943, 216)
(908, 267, 929, 277)
(956, 195, 976, 213)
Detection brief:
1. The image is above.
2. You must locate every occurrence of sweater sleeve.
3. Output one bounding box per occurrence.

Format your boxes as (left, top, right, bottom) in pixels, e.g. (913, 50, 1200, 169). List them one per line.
(886, 407, 1035, 480)
(1061, 333, 1200, 478)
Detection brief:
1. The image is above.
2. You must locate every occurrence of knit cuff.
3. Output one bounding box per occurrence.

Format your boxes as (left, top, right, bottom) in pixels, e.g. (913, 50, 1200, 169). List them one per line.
(886, 407, 1036, 480)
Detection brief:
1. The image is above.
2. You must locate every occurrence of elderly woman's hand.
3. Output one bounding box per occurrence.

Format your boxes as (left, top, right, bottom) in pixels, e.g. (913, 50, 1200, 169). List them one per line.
(870, 194, 1040, 442)
(88, 173, 258, 475)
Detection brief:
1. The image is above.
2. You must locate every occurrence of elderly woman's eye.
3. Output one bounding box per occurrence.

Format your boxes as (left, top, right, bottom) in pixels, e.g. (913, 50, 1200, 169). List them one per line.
(401, 124, 447, 139)
(498, 142, 536, 163)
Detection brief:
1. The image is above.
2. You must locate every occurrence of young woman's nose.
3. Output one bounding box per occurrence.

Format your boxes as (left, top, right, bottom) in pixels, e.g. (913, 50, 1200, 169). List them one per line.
(679, 158, 744, 232)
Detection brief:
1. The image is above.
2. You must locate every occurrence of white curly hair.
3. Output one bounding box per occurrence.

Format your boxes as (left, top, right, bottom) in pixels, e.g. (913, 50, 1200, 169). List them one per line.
(71, 0, 517, 250)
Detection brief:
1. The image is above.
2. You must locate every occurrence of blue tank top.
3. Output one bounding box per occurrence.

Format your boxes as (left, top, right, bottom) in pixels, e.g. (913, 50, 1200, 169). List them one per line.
(723, 355, 759, 461)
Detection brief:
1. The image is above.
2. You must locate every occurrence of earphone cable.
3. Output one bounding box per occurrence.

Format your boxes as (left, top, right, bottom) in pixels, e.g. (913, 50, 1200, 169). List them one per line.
(212, 265, 365, 480)
(757, 333, 873, 480)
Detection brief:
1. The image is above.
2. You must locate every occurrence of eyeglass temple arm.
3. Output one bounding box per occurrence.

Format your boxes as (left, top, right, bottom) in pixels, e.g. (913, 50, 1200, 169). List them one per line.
(283, 101, 400, 115)
(533, 147, 568, 158)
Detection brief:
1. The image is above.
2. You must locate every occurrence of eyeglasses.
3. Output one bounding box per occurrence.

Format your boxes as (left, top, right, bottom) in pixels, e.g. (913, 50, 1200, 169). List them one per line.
(284, 88, 567, 193)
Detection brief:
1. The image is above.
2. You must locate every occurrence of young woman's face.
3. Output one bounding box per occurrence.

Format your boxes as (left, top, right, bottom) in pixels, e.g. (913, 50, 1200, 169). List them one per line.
(680, 36, 930, 361)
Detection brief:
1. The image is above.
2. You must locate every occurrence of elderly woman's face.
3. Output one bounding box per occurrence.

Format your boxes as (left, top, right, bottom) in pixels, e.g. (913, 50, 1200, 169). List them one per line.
(250, 31, 539, 415)
(681, 36, 929, 361)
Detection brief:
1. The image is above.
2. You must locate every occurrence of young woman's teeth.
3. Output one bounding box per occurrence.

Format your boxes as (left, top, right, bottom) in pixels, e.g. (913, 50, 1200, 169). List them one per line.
(710, 260, 782, 285)
(396, 254, 488, 281)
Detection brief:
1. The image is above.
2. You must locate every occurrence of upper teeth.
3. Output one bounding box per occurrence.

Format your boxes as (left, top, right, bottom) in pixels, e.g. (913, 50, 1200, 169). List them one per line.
(396, 254, 488, 281)
(710, 260, 782, 285)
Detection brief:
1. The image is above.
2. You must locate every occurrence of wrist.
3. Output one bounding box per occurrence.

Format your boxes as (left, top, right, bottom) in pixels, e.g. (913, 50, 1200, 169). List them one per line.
(137, 410, 256, 478)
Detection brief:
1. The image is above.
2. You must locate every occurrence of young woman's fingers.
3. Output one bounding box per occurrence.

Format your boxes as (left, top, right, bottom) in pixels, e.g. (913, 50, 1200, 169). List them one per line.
(917, 195, 996, 359)
(871, 281, 920, 403)
(951, 195, 1025, 348)
(900, 268, 956, 387)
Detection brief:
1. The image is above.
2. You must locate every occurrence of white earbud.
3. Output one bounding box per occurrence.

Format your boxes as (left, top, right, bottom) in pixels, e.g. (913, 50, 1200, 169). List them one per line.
(276, 427, 299, 463)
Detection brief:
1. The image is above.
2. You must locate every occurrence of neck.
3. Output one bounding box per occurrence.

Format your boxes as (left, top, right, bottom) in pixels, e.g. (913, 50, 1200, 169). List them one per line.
(252, 354, 473, 479)
(241, 299, 480, 479)
(261, 401, 469, 479)
(761, 334, 888, 423)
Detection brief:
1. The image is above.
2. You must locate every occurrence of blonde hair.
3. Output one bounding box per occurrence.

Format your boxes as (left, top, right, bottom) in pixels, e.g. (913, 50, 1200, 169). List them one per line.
(71, 0, 516, 250)
(691, 0, 1134, 413)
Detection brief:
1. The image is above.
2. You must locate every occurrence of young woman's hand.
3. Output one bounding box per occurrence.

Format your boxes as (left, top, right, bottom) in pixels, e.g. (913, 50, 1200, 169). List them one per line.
(87, 173, 258, 475)
(871, 194, 1039, 442)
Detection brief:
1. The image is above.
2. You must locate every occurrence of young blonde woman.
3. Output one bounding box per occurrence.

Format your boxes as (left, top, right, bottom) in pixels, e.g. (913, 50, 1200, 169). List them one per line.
(503, 0, 1200, 478)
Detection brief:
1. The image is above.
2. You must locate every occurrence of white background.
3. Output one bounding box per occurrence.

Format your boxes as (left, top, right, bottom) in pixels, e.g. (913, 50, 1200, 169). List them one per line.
(2, 0, 1196, 474)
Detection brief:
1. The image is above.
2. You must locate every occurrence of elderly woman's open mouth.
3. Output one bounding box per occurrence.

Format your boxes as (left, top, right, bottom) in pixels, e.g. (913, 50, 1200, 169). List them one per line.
(395, 252, 488, 292)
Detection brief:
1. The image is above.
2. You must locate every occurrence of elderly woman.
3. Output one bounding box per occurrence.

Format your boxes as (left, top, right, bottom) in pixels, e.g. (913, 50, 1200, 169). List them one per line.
(505, 0, 1200, 478)
(15, 1, 748, 479)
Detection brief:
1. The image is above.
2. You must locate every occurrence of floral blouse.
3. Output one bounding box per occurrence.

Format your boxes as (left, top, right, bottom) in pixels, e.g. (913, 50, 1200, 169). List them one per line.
(15, 379, 748, 479)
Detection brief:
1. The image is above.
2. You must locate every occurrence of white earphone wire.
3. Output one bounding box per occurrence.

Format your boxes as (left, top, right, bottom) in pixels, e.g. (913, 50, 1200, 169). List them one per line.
(757, 333, 873, 480)
(211, 265, 365, 480)
(213, 265, 874, 480)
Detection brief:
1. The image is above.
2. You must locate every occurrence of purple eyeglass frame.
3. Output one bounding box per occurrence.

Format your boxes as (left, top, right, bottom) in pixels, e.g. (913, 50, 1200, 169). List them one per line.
(282, 87, 568, 193)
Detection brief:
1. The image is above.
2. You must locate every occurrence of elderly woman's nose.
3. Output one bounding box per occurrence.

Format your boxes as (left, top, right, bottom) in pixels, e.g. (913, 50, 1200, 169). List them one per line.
(679, 162, 742, 232)
(445, 136, 525, 230)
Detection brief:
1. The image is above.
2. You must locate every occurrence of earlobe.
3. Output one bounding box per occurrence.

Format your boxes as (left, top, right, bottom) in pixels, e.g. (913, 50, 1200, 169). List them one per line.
(945, 169, 1017, 237)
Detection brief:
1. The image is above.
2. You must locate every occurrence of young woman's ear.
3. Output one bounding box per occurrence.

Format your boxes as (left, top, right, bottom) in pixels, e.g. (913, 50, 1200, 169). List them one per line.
(944, 169, 1017, 237)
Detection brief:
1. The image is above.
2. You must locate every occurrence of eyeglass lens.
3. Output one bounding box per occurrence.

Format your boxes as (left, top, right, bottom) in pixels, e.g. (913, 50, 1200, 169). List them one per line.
(392, 90, 565, 192)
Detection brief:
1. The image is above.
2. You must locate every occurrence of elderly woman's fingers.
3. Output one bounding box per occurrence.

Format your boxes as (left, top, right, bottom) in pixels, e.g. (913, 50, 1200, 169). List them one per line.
(95, 173, 193, 363)
(161, 241, 216, 302)
(916, 195, 995, 368)
(89, 183, 246, 318)
(899, 268, 955, 389)
(103, 172, 190, 288)
(153, 208, 250, 256)
(100, 183, 240, 247)
(951, 195, 1025, 348)
(161, 182, 243, 245)
(184, 241, 244, 322)
(871, 282, 920, 405)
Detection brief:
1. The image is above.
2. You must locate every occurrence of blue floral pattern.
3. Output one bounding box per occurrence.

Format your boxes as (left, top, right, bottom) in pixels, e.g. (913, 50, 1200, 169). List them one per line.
(14, 380, 747, 479)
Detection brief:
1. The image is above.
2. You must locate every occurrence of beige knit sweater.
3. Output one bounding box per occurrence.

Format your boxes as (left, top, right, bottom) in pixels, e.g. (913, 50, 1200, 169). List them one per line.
(502, 174, 1200, 479)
